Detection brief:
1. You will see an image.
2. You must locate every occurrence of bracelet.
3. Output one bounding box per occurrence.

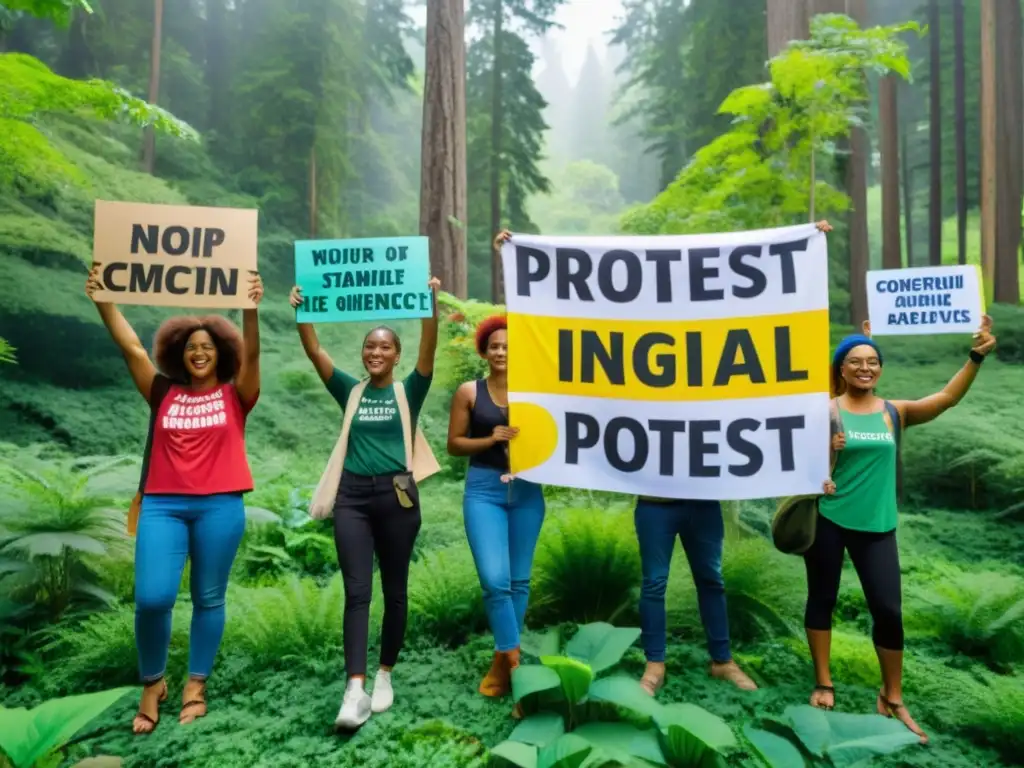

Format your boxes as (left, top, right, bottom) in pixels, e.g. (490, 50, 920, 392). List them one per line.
(969, 349, 985, 365)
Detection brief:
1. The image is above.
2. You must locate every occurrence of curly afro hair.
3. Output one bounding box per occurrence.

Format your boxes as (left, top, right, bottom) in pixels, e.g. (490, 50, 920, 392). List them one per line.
(475, 314, 508, 357)
(153, 315, 244, 384)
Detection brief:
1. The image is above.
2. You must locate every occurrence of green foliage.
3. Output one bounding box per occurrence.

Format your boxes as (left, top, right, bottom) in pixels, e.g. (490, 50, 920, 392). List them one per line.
(0, 0, 91, 26)
(527, 161, 626, 236)
(0, 338, 14, 364)
(407, 547, 488, 648)
(0, 687, 131, 768)
(622, 14, 919, 236)
(0, 450, 135, 622)
(434, 293, 504, 395)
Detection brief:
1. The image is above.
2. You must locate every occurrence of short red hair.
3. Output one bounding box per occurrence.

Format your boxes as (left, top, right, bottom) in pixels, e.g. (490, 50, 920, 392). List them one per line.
(475, 314, 507, 357)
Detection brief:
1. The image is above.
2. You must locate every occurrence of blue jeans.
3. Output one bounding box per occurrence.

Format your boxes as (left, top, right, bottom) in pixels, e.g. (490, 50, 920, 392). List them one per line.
(463, 465, 545, 651)
(634, 498, 731, 663)
(135, 493, 246, 681)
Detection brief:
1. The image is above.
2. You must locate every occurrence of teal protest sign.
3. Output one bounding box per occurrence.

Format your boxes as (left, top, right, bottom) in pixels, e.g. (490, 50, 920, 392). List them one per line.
(293, 236, 432, 323)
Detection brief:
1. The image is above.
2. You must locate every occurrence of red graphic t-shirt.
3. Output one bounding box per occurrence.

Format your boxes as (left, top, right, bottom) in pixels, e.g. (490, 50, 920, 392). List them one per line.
(145, 383, 257, 496)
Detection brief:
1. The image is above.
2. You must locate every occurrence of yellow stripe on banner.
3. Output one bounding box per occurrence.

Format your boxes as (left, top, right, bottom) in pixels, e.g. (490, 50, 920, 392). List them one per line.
(508, 309, 830, 401)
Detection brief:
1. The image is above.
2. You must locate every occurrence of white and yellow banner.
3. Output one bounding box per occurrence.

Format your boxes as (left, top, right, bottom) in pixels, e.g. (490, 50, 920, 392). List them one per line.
(501, 223, 832, 500)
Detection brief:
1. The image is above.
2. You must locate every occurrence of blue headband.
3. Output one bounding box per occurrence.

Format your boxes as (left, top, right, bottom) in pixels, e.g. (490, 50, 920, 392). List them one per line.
(832, 334, 883, 369)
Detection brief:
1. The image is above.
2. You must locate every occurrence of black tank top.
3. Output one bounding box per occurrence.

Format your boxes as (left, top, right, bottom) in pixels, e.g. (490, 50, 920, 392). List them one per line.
(469, 379, 509, 471)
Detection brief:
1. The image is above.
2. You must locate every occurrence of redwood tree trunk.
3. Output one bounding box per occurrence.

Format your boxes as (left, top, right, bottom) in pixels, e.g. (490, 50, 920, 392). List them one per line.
(845, 0, 870, 324)
(954, 0, 967, 265)
(141, 0, 163, 174)
(928, 0, 942, 266)
(879, 74, 902, 269)
(420, 0, 469, 298)
(980, 0, 996, 298)
(766, 0, 808, 57)
(993, 0, 1022, 303)
(489, 1, 505, 303)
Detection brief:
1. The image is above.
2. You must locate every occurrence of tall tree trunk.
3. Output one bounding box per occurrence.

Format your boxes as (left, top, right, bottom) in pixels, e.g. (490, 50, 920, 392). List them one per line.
(901, 115, 914, 265)
(954, 0, 967, 266)
(993, 0, 1022, 303)
(928, 0, 942, 266)
(489, 2, 505, 303)
(205, 0, 230, 142)
(141, 0, 163, 174)
(420, 0, 469, 298)
(309, 146, 318, 238)
(766, 0, 808, 58)
(980, 0, 996, 300)
(879, 75, 902, 269)
(845, 0, 870, 325)
(56, 7, 90, 78)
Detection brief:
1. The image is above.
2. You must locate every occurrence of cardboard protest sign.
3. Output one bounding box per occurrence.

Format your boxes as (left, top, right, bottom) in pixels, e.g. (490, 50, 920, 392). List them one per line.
(866, 265, 984, 335)
(500, 223, 831, 501)
(293, 236, 432, 323)
(91, 201, 259, 309)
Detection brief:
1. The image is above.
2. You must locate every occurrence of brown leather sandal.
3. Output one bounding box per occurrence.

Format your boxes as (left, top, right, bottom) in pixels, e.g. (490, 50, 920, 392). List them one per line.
(877, 691, 929, 744)
(132, 679, 168, 735)
(179, 679, 208, 724)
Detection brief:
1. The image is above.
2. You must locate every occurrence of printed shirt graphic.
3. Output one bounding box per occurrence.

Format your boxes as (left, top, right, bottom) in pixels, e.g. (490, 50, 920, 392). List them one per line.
(819, 409, 898, 533)
(145, 383, 257, 495)
(326, 368, 432, 476)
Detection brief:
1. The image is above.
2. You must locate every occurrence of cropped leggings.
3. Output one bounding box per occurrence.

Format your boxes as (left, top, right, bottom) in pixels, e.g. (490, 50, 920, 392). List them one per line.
(803, 513, 904, 651)
(333, 470, 422, 678)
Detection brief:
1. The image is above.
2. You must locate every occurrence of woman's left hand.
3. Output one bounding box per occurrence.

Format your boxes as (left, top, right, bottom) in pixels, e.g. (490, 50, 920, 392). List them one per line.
(971, 314, 996, 356)
(815, 220, 832, 233)
(428, 276, 441, 292)
(822, 479, 836, 495)
(248, 271, 264, 306)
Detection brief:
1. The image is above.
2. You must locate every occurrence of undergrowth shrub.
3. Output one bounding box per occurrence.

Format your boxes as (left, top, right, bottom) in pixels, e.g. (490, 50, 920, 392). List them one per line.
(406, 546, 487, 647)
(529, 507, 640, 625)
(906, 566, 1024, 670)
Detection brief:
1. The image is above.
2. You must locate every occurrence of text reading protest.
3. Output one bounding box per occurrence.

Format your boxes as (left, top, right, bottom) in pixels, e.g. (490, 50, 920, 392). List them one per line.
(866, 265, 984, 335)
(91, 201, 259, 309)
(294, 237, 432, 323)
(501, 224, 831, 501)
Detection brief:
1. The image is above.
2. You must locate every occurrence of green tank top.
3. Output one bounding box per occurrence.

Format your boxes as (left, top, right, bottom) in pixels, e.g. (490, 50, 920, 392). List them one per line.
(819, 409, 898, 533)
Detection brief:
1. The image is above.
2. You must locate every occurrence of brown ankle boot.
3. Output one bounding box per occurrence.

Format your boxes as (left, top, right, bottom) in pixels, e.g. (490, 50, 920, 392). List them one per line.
(479, 648, 521, 697)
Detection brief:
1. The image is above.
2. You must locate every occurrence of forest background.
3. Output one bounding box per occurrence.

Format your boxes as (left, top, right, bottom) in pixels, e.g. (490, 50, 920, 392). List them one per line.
(0, 0, 1023, 767)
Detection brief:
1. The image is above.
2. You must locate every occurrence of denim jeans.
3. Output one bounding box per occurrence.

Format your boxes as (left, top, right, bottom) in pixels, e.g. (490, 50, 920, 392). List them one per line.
(634, 498, 731, 663)
(135, 493, 246, 681)
(463, 465, 546, 651)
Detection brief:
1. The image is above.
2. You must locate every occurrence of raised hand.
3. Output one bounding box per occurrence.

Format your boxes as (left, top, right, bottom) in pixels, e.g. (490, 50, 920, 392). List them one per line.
(428, 276, 441, 292)
(971, 314, 996, 356)
(861, 320, 872, 338)
(247, 271, 264, 306)
(815, 220, 833, 233)
(493, 230, 512, 250)
(85, 264, 104, 300)
(288, 285, 304, 309)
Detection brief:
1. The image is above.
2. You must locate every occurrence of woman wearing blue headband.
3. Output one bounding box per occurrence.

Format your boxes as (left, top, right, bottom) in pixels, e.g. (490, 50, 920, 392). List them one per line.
(804, 315, 996, 745)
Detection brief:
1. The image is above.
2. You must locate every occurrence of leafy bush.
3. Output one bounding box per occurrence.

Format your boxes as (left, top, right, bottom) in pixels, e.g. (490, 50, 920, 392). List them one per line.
(434, 293, 503, 395)
(529, 508, 641, 626)
(906, 566, 1024, 670)
(406, 547, 488, 648)
(0, 687, 133, 768)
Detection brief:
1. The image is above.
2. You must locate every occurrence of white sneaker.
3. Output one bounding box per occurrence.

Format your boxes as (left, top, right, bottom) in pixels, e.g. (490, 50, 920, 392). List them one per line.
(334, 679, 371, 730)
(370, 670, 394, 713)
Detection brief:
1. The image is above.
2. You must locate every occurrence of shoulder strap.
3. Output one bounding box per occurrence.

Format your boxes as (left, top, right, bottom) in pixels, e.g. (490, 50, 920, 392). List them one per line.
(393, 381, 414, 470)
(137, 375, 171, 494)
(308, 379, 370, 520)
(884, 400, 904, 502)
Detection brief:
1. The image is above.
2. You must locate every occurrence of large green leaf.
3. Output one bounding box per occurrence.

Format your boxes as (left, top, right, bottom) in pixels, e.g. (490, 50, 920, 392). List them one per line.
(522, 628, 562, 658)
(783, 706, 921, 766)
(510, 712, 566, 747)
(655, 703, 737, 751)
(513, 664, 563, 704)
(573, 722, 666, 766)
(540, 656, 594, 705)
(538, 733, 593, 768)
(587, 675, 663, 719)
(492, 740, 539, 768)
(564, 623, 641, 674)
(0, 687, 133, 768)
(3, 532, 106, 557)
(743, 724, 806, 768)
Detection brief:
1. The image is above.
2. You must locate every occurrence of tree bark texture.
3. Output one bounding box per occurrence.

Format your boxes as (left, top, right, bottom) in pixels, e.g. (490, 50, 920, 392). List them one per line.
(489, 2, 505, 303)
(141, 0, 163, 174)
(901, 114, 914, 265)
(845, 0, 869, 325)
(954, 0, 967, 266)
(928, 0, 942, 266)
(766, 0, 808, 58)
(419, 0, 469, 299)
(879, 74, 902, 270)
(979, 0, 996, 299)
(993, 0, 1022, 304)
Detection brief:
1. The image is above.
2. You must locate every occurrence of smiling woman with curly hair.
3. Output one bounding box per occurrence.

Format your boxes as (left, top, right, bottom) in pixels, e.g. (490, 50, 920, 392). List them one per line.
(85, 265, 264, 736)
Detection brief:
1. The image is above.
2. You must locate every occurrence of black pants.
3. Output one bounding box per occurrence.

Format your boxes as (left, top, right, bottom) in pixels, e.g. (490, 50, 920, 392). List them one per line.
(803, 513, 904, 651)
(334, 470, 422, 677)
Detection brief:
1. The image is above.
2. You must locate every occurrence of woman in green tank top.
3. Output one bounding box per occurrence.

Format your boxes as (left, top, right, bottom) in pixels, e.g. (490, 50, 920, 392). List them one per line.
(804, 316, 996, 745)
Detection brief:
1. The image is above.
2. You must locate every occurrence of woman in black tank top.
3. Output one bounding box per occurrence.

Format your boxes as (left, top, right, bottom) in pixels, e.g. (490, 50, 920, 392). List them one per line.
(446, 306, 546, 712)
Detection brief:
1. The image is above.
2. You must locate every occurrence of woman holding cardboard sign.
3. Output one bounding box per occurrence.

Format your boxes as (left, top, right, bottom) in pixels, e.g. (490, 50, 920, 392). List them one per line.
(804, 315, 997, 745)
(85, 265, 264, 734)
(446, 292, 546, 709)
(289, 277, 441, 730)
